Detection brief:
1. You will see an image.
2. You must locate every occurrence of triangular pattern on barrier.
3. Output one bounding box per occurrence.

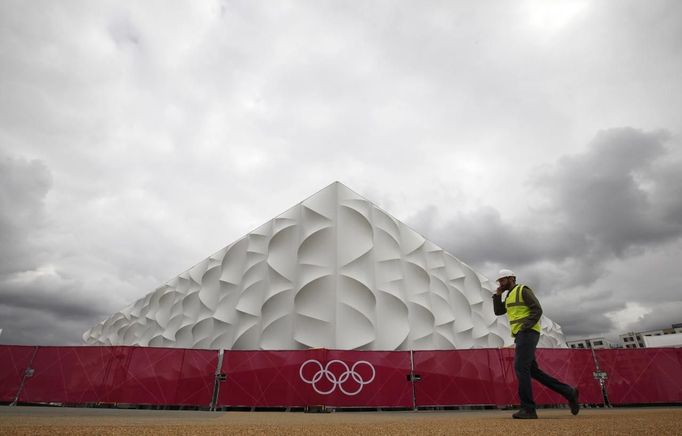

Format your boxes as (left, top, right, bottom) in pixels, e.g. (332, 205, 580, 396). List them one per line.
(176, 349, 218, 406)
(2, 345, 681, 408)
(531, 349, 603, 405)
(597, 348, 682, 404)
(218, 350, 316, 407)
(0, 345, 36, 402)
(20, 346, 113, 404)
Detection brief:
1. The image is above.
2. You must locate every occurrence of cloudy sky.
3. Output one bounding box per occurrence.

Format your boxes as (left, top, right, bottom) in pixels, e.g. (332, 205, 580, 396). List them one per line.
(1, 0, 681, 346)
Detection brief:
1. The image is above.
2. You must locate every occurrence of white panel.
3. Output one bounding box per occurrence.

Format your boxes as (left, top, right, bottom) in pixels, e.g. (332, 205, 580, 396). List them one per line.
(83, 182, 566, 350)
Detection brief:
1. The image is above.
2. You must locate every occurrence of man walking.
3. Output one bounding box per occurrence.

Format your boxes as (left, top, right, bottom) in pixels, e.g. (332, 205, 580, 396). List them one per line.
(492, 269, 580, 419)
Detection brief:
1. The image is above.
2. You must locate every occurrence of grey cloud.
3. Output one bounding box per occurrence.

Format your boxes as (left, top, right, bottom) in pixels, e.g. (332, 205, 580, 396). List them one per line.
(0, 153, 52, 275)
(416, 128, 682, 283)
(108, 11, 141, 48)
(0, 305, 95, 345)
(407, 127, 682, 338)
(535, 128, 679, 257)
(541, 289, 621, 338)
(1, 272, 110, 321)
(0, 152, 131, 344)
(0, 153, 104, 344)
(634, 301, 682, 333)
(1, 1, 681, 346)
(553, 311, 616, 338)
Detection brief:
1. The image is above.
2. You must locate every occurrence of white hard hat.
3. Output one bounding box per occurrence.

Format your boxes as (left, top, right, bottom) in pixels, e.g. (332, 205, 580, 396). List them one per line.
(496, 269, 516, 281)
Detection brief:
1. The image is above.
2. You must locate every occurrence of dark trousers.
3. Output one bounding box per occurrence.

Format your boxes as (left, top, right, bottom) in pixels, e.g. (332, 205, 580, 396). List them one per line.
(514, 330, 574, 411)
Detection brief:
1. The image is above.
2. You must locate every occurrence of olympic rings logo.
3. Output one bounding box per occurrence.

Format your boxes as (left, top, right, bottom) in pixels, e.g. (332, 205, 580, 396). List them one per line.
(299, 359, 376, 396)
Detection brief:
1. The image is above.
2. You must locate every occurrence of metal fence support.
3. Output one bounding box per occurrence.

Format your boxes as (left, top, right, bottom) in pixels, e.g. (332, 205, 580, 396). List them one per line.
(10, 346, 38, 407)
(408, 350, 417, 410)
(590, 348, 611, 407)
(210, 349, 226, 411)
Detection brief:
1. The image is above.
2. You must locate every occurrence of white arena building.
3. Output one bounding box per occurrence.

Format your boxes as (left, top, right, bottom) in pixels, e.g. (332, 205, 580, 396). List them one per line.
(83, 182, 566, 350)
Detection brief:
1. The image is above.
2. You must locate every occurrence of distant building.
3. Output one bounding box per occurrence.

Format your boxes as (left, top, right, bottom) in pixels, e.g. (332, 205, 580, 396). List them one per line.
(643, 333, 682, 348)
(620, 324, 682, 349)
(567, 323, 682, 350)
(567, 337, 614, 349)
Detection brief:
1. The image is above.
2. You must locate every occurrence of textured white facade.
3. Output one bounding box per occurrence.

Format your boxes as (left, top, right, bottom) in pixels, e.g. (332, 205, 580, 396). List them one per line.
(84, 182, 566, 350)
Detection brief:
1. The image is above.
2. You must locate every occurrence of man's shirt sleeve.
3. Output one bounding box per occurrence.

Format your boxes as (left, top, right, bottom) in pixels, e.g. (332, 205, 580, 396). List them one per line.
(521, 287, 543, 331)
(492, 293, 507, 315)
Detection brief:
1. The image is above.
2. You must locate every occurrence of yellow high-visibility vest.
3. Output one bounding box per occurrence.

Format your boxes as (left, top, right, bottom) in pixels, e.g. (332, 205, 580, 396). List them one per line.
(505, 284, 542, 336)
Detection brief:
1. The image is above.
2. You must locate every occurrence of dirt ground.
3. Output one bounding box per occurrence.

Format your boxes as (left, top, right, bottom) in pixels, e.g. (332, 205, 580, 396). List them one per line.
(1, 405, 681, 435)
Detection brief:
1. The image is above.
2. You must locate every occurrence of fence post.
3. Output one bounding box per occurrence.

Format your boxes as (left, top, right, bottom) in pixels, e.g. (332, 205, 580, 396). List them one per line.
(590, 348, 611, 407)
(210, 349, 226, 411)
(410, 350, 416, 410)
(10, 346, 38, 406)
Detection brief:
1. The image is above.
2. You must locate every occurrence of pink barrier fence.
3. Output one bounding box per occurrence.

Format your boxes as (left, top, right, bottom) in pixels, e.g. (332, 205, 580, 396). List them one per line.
(322, 350, 412, 408)
(0, 345, 36, 402)
(10, 346, 216, 407)
(413, 349, 515, 406)
(533, 349, 604, 405)
(216, 349, 413, 408)
(104, 346, 217, 406)
(1, 345, 680, 408)
(595, 348, 682, 405)
(411, 348, 603, 407)
(217, 349, 321, 407)
(20, 346, 116, 404)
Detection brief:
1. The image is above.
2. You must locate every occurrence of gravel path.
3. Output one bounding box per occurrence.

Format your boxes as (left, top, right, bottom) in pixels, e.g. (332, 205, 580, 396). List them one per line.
(1, 406, 681, 435)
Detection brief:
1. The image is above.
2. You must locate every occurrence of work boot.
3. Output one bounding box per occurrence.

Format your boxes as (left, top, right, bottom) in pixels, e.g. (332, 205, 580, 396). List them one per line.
(512, 409, 538, 419)
(568, 387, 580, 415)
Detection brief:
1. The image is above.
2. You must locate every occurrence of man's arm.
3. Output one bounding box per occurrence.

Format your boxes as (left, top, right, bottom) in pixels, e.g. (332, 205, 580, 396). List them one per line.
(521, 287, 543, 331)
(492, 293, 506, 315)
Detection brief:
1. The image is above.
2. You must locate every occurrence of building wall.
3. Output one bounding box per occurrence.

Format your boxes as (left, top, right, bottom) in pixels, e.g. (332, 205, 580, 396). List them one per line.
(83, 183, 568, 350)
(620, 325, 682, 348)
(643, 332, 682, 348)
(567, 338, 611, 349)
